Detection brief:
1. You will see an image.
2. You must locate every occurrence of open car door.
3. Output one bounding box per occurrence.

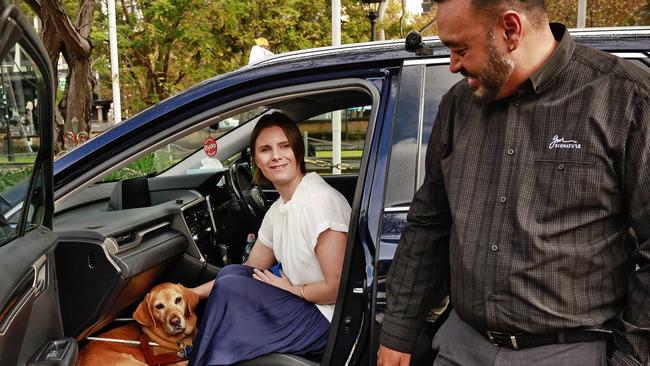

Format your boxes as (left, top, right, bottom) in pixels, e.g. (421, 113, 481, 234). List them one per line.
(0, 2, 75, 365)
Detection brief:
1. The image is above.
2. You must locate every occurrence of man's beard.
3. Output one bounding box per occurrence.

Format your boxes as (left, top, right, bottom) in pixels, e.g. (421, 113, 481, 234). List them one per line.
(469, 33, 515, 105)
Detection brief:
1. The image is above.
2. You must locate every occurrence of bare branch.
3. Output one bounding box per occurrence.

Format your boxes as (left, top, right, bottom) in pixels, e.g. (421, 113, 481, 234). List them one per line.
(174, 70, 185, 85)
(75, 0, 95, 38)
(119, 0, 133, 26)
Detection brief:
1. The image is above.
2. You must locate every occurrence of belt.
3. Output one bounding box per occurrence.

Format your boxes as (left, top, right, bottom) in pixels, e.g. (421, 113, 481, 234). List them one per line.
(485, 329, 613, 350)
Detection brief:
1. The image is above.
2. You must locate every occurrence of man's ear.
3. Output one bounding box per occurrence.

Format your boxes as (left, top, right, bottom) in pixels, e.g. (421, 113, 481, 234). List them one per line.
(500, 11, 522, 51)
(180, 284, 200, 317)
(133, 293, 155, 327)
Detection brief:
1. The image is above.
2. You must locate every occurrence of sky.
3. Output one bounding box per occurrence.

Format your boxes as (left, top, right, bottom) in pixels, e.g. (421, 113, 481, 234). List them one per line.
(405, 0, 424, 14)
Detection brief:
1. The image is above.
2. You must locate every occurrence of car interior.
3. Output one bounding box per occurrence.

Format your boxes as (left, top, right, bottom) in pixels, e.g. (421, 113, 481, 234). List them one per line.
(52, 86, 375, 363)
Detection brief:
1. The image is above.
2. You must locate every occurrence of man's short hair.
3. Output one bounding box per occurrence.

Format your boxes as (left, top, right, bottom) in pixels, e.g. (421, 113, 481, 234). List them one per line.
(434, 0, 548, 29)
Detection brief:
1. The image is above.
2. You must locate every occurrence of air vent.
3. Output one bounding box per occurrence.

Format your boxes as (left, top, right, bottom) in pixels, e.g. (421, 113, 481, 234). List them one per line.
(182, 202, 211, 239)
(114, 232, 136, 246)
(87, 252, 96, 269)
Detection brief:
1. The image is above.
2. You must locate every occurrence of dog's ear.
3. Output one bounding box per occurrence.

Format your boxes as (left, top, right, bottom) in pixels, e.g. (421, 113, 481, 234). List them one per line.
(133, 293, 156, 328)
(180, 284, 200, 317)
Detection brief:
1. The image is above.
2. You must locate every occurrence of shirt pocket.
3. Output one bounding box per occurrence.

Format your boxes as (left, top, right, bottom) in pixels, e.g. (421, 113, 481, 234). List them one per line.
(532, 158, 600, 223)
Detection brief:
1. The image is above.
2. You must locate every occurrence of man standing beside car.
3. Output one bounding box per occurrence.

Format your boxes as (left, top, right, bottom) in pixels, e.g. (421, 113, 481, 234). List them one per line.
(378, 0, 649, 365)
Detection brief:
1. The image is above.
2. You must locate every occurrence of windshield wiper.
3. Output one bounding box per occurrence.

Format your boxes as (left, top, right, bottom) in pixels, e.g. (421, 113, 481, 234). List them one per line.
(0, 193, 11, 212)
(0, 213, 12, 227)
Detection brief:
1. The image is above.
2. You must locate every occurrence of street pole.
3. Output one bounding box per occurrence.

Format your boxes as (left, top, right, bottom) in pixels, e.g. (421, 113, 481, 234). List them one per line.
(577, 0, 587, 28)
(5, 121, 13, 162)
(331, 0, 342, 174)
(369, 12, 377, 41)
(107, 0, 122, 124)
(332, 0, 340, 47)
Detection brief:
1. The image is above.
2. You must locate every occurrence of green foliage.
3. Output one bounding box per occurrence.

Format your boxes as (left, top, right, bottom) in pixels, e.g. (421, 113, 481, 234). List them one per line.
(381, 0, 439, 39)
(0, 166, 32, 193)
(102, 152, 156, 181)
(547, 0, 647, 27)
(641, 2, 650, 25)
(84, 0, 650, 120)
(90, 0, 376, 117)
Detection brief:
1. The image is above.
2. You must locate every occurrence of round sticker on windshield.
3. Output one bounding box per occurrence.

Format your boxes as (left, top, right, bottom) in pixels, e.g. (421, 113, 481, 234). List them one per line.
(203, 136, 218, 157)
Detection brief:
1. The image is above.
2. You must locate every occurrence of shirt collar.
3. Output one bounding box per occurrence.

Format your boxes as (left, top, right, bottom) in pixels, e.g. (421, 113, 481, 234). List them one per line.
(527, 23, 575, 95)
(277, 172, 314, 207)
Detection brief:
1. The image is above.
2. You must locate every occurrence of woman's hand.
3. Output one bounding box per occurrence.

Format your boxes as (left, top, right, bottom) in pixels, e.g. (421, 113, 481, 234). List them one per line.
(252, 268, 296, 294)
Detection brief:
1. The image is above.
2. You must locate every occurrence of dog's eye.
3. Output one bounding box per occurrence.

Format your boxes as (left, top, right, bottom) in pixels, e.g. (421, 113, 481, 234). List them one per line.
(175, 297, 182, 304)
(155, 303, 164, 310)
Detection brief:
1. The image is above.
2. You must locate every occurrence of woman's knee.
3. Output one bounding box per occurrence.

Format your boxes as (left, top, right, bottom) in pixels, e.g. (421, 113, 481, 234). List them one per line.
(216, 264, 251, 279)
(214, 272, 254, 298)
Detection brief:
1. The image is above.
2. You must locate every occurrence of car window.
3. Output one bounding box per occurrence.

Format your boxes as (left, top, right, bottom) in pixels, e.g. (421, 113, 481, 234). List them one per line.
(102, 107, 267, 181)
(297, 106, 370, 176)
(384, 64, 462, 208)
(0, 41, 45, 246)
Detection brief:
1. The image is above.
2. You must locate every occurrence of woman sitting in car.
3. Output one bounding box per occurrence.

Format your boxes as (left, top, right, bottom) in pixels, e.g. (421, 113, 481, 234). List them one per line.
(189, 112, 351, 365)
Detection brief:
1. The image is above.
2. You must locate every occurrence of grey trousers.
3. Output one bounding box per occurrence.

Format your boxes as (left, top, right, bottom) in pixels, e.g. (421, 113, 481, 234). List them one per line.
(432, 310, 607, 366)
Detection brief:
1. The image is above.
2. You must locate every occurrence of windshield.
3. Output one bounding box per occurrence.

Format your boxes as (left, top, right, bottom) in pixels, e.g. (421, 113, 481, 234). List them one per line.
(102, 107, 268, 181)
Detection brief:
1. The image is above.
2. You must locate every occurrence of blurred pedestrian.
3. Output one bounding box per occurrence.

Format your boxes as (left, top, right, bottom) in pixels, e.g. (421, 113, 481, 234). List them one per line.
(248, 37, 274, 64)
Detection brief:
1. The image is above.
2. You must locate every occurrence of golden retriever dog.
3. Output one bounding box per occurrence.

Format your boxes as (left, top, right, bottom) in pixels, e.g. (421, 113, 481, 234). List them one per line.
(77, 283, 199, 366)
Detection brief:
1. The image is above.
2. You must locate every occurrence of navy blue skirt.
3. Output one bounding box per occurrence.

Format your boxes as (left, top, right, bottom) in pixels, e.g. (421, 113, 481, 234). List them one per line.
(189, 265, 330, 365)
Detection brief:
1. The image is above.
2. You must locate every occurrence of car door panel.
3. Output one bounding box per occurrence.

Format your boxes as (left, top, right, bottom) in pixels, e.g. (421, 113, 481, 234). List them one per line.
(0, 230, 67, 365)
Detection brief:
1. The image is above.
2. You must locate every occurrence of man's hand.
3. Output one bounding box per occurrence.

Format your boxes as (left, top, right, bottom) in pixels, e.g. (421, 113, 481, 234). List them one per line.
(377, 345, 411, 366)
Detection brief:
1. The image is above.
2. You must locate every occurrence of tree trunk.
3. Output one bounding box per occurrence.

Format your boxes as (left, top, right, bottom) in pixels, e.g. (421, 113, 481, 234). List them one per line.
(39, 6, 66, 153)
(64, 57, 92, 142)
(25, 0, 95, 153)
(377, 0, 388, 41)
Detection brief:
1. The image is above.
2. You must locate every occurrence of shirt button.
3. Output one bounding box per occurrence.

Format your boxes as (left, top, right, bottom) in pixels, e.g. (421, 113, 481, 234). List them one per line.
(507, 148, 515, 155)
(557, 163, 565, 171)
(514, 100, 520, 106)
(499, 196, 507, 203)
(490, 244, 499, 252)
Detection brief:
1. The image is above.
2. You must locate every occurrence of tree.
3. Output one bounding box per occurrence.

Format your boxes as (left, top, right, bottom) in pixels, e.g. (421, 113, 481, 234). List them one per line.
(546, 0, 646, 27)
(23, 0, 95, 153)
(89, 0, 650, 123)
(90, 0, 373, 116)
(379, 0, 438, 39)
(640, 1, 650, 25)
(377, 0, 648, 41)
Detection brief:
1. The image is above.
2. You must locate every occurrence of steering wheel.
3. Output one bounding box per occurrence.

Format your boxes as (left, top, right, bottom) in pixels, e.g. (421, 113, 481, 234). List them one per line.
(226, 163, 269, 222)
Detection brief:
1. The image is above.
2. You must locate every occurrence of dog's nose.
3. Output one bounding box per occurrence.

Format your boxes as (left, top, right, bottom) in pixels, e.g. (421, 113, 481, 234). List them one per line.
(170, 316, 181, 327)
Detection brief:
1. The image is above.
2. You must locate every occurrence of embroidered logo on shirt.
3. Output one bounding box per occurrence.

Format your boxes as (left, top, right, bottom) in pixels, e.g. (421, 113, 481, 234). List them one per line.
(548, 135, 581, 149)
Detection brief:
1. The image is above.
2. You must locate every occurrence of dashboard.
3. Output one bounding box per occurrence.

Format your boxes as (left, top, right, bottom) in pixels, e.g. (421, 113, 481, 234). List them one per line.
(52, 170, 250, 339)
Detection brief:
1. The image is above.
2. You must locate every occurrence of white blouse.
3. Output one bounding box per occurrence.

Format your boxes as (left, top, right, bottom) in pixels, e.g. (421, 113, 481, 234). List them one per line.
(258, 172, 351, 321)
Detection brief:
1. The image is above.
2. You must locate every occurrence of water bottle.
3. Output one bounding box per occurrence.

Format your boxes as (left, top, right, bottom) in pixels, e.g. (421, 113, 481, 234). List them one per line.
(242, 233, 255, 263)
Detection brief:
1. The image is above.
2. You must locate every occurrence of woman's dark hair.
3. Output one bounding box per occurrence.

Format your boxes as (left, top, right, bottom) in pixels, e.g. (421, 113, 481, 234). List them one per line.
(250, 112, 307, 185)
